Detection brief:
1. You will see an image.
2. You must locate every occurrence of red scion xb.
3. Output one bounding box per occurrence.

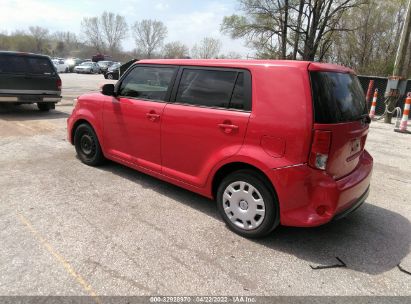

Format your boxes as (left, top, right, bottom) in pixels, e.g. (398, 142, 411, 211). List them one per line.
(67, 59, 373, 238)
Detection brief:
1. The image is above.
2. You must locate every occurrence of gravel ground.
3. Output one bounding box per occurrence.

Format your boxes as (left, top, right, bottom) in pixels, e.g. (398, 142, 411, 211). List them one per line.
(0, 74, 410, 297)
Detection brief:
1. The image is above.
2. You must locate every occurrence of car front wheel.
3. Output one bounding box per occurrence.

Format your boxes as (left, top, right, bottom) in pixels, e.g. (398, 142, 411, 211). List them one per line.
(74, 123, 105, 166)
(217, 170, 279, 238)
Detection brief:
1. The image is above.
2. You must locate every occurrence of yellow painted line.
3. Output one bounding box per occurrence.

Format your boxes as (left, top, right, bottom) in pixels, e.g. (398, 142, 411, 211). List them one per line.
(17, 213, 101, 304)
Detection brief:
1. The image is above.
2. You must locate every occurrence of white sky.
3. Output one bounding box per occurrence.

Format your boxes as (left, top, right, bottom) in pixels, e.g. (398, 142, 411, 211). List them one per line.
(0, 0, 254, 57)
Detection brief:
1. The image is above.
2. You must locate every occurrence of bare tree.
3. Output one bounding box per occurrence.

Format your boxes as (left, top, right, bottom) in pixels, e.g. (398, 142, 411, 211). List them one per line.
(28, 26, 49, 53)
(52, 31, 80, 57)
(162, 41, 189, 58)
(132, 20, 168, 58)
(81, 16, 105, 52)
(191, 37, 222, 59)
(100, 12, 128, 56)
(221, 0, 366, 61)
(81, 12, 128, 55)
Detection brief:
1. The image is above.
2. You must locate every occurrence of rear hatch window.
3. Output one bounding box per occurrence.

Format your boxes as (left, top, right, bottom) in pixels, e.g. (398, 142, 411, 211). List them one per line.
(0, 55, 55, 75)
(310, 72, 367, 123)
(309, 71, 369, 179)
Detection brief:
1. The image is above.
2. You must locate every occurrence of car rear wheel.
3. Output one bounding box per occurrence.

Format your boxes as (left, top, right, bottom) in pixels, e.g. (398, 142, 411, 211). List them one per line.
(217, 170, 279, 238)
(74, 124, 105, 166)
(37, 103, 51, 111)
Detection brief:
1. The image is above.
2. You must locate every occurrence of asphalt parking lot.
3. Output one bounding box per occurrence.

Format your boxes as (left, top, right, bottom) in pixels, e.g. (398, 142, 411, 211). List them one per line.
(0, 73, 410, 297)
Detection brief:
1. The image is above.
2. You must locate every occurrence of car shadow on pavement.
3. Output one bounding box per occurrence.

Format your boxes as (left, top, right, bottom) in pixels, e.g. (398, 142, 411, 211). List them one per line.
(0, 104, 70, 121)
(100, 161, 410, 276)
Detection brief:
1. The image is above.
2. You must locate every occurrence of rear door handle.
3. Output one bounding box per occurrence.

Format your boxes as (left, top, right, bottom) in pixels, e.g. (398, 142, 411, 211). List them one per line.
(218, 122, 239, 134)
(146, 112, 160, 121)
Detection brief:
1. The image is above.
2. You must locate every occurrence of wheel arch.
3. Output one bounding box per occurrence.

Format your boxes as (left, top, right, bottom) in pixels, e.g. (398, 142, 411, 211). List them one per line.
(211, 162, 278, 201)
(71, 118, 100, 145)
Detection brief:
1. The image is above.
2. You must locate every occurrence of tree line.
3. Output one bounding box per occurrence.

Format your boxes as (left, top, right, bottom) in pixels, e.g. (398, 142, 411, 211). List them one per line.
(0, 12, 229, 62)
(0, 1, 409, 77)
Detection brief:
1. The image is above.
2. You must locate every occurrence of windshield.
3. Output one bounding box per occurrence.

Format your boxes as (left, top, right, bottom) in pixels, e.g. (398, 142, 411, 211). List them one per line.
(310, 72, 367, 123)
(110, 63, 120, 69)
(81, 62, 92, 66)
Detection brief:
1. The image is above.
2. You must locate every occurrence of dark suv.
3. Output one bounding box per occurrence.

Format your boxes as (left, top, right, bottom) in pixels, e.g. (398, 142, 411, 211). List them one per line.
(0, 51, 62, 111)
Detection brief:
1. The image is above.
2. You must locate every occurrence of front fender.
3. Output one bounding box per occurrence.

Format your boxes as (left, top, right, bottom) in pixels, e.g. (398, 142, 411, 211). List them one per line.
(67, 107, 104, 151)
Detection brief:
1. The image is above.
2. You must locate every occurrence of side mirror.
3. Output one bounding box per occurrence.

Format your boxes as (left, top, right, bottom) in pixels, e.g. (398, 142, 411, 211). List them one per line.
(101, 84, 116, 96)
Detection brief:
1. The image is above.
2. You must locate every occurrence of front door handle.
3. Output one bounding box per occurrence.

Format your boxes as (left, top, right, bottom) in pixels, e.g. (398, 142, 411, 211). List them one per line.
(218, 122, 239, 134)
(146, 112, 160, 121)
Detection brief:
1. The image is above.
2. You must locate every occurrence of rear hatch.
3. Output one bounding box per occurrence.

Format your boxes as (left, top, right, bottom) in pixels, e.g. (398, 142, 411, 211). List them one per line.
(0, 53, 60, 95)
(309, 65, 369, 179)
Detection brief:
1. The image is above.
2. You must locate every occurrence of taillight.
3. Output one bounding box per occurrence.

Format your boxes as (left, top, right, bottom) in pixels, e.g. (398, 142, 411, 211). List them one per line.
(57, 79, 62, 90)
(309, 130, 332, 170)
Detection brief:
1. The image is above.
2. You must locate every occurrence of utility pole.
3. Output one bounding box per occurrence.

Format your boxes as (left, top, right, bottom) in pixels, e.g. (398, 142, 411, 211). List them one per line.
(393, 0, 411, 76)
(386, 0, 411, 123)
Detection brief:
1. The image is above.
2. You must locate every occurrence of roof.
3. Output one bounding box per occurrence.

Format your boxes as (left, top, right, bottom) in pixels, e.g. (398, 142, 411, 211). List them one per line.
(136, 59, 355, 74)
(0, 51, 50, 58)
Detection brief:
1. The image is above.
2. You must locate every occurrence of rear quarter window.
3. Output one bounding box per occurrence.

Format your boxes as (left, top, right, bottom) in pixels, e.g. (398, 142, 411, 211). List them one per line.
(310, 72, 366, 123)
(27, 57, 55, 75)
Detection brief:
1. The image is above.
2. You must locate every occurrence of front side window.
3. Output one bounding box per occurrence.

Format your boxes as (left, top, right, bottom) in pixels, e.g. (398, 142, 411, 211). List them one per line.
(118, 66, 176, 101)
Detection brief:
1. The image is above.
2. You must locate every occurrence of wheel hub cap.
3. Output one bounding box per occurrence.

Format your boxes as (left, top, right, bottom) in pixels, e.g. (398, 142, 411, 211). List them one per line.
(222, 181, 266, 230)
(239, 200, 248, 210)
(80, 134, 94, 155)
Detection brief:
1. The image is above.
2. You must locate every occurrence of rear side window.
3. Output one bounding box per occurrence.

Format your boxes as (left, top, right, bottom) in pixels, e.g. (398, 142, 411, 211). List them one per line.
(118, 66, 176, 101)
(27, 57, 55, 75)
(0, 55, 54, 75)
(0, 56, 26, 73)
(311, 72, 367, 123)
(175, 69, 251, 111)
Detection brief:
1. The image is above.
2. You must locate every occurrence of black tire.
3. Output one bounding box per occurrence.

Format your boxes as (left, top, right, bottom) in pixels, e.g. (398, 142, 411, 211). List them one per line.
(37, 103, 51, 111)
(217, 169, 279, 238)
(107, 74, 113, 80)
(65, 67, 69, 73)
(74, 123, 105, 166)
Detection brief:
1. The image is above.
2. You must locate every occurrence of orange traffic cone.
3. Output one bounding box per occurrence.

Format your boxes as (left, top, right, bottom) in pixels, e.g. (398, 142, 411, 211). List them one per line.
(365, 80, 374, 107)
(369, 89, 378, 120)
(395, 92, 411, 134)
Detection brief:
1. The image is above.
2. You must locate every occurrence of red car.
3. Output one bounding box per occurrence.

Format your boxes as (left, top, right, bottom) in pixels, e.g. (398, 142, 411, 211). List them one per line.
(67, 59, 373, 238)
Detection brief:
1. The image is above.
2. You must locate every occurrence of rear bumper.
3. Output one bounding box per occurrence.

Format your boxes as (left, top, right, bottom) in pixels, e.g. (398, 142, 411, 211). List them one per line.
(75, 69, 91, 73)
(268, 150, 373, 227)
(333, 186, 369, 221)
(0, 94, 61, 103)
